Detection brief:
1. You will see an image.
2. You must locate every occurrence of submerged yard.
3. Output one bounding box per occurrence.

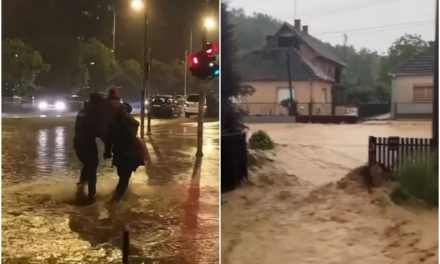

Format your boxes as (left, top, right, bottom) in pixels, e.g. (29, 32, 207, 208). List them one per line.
(222, 121, 437, 264)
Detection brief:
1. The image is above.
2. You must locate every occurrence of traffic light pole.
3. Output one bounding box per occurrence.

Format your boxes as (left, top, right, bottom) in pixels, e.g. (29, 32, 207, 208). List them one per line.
(196, 30, 208, 157)
(184, 49, 188, 100)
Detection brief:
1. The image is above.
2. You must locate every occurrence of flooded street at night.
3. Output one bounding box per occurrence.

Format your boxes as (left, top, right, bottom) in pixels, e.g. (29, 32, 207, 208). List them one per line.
(2, 116, 219, 263)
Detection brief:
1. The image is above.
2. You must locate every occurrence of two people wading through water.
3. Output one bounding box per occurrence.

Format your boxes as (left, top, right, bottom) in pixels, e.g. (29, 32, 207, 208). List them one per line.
(74, 87, 146, 204)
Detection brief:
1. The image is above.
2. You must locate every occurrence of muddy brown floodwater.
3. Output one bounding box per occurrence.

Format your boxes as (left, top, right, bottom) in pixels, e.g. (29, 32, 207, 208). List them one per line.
(2, 117, 219, 263)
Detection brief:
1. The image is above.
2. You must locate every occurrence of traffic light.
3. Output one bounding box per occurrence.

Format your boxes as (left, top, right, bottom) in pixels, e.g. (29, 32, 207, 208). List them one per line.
(188, 42, 219, 80)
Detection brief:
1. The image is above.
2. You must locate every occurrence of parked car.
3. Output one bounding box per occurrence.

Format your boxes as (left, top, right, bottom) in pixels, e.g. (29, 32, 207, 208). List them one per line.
(184, 94, 206, 118)
(150, 95, 182, 118)
(175, 95, 186, 105)
(67, 95, 84, 112)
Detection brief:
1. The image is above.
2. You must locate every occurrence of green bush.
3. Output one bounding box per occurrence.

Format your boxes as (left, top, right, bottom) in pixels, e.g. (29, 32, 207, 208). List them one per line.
(249, 130, 275, 150)
(394, 152, 438, 206)
(248, 153, 258, 168)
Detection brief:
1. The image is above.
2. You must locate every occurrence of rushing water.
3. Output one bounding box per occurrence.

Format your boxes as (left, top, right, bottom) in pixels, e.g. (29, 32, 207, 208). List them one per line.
(2, 117, 219, 263)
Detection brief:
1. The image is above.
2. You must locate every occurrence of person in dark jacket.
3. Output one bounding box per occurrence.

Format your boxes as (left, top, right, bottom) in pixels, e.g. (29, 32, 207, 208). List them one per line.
(109, 102, 144, 202)
(74, 92, 104, 202)
(100, 87, 124, 159)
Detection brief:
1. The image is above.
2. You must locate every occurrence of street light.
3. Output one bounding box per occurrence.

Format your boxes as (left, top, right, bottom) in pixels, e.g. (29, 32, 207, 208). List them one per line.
(131, 0, 144, 11)
(203, 17, 216, 31)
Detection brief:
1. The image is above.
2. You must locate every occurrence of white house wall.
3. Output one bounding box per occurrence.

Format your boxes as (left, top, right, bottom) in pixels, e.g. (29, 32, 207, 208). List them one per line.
(392, 74, 433, 117)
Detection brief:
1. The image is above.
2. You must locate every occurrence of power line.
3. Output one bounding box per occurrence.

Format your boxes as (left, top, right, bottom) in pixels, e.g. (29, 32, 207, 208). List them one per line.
(314, 20, 435, 36)
(302, 0, 400, 17)
(321, 22, 435, 41)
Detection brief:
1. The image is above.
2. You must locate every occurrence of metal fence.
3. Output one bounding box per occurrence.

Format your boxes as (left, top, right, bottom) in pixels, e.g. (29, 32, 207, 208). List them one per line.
(368, 136, 434, 173)
(358, 103, 390, 119)
(237, 102, 358, 117)
(238, 103, 289, 116)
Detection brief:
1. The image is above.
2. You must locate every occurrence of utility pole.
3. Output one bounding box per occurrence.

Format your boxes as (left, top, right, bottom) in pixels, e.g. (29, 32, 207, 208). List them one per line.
(343, 34, 348, 59)
(147, 47, 152, 135)
(286, 49, 295, 116)
(183, 31, 193, 103)
(433, 2, 438, 146)
(184, 49, 188, 100)
(140, 0, 148, 139)
(112, 10, 116, 54)
(294, 0, 297, 20)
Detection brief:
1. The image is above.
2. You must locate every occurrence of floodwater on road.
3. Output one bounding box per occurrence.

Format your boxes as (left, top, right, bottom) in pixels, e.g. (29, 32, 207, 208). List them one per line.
(248, 120, 432, 186)
(2, 116, 219, 263)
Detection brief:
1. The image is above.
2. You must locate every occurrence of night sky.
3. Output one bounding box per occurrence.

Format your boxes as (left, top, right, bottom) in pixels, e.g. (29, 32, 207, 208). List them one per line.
(2, 0, 219, 89)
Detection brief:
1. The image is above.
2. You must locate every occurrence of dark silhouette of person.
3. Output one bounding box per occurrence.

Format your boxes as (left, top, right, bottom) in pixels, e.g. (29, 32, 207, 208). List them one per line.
(109, 102, 145, 202)
(100, 87, 125, 160)
(74, 92, 104, 203)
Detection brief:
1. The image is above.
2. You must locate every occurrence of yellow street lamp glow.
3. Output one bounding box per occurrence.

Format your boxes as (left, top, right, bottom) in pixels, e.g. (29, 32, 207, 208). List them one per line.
(203, 17, 216, 31)
(131, 0, 144, 11)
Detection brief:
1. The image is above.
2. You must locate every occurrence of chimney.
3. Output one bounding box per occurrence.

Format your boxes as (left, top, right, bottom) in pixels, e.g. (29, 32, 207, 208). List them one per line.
(302, 25, 308, 34)
(294, 19, 301, 30)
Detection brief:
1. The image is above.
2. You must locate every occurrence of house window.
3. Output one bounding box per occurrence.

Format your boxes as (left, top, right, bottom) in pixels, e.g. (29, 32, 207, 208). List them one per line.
(413, 85, 433, 102)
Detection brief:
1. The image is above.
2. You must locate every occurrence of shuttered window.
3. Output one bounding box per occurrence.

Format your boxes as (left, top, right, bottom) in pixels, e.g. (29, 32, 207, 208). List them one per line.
(413, 85, 433, 102)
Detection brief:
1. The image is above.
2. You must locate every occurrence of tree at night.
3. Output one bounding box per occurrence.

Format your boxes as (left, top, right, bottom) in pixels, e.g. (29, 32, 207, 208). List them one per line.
(2, 39, 50, 96)
(78, 38, 119, 92)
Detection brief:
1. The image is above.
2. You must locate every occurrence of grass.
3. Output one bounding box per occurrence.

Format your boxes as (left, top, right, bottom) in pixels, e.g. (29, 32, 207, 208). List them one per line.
(393, 151, 438, 207)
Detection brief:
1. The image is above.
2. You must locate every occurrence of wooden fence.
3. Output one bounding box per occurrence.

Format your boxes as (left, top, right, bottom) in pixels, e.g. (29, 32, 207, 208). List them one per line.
(368, 136, 434, 173)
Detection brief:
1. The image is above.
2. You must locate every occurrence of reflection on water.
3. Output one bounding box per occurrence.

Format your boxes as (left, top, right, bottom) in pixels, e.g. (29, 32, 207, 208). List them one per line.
(2, 118, 219, 263)
(36, 129, 50, 175)
(36, 127, 69, 177)
(54, 126, 67, 169)
(179, 156, 202, 263)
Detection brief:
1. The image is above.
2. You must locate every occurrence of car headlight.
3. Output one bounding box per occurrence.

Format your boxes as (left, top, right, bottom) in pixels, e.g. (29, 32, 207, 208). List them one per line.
(55, 101, 66, 111)
(38, 101, 48, 110)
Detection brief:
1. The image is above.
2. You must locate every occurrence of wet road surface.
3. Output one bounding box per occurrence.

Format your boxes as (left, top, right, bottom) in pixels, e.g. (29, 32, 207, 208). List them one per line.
(2, 116, 219, 263)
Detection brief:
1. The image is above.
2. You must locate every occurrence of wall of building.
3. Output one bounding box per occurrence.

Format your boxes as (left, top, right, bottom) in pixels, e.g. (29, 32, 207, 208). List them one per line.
(392, 75, 433, 102)
(238, 80, 333, 116)
(391, 74, 433, 117)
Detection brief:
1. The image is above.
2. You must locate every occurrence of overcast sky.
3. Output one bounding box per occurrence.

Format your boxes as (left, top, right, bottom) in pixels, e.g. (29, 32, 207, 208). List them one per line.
(226, 0, 436, 54)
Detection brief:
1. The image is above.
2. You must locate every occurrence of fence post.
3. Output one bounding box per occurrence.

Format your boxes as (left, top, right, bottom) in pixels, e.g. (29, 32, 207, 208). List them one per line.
(122, 231, 129, 264)
(368, 136, 376, 166)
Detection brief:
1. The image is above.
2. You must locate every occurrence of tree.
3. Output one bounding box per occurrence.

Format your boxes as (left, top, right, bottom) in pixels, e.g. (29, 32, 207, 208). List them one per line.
(150, 59, 183, 95)
(78, 38, 119, 92)
(378, 34, 429, 84)
(228, 8, 282, 54)
(222, 3, 255, 133)
(111, 59, 142, 100)
(2, 39, 50, 96)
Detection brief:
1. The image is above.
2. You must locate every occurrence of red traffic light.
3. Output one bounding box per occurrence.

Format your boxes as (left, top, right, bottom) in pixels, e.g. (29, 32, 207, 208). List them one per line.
(204, 42, 218, 56)
(188, 53, 201, 67)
